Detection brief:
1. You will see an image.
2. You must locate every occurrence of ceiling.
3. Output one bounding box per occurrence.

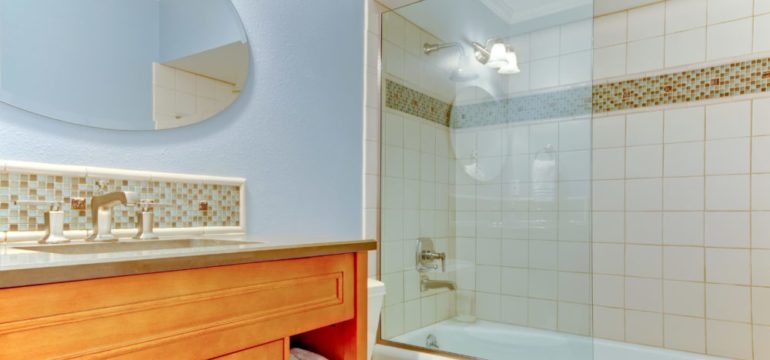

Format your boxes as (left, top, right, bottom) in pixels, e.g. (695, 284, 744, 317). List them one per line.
(164, 41, 249, 88)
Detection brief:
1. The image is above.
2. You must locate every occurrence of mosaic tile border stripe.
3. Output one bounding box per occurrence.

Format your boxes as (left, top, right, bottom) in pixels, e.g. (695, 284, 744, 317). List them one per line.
(451, 87, 592, 128)
(385, 57, 770, 128)
(0, 160, 245, 242)
(593, 57, 770, 112)
(385, 79, 452, 126)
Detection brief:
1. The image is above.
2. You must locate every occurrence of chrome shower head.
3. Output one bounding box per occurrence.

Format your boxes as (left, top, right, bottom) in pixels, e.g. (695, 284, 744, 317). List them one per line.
(423, 42, 460, 55)
(423, 42, 478, 82)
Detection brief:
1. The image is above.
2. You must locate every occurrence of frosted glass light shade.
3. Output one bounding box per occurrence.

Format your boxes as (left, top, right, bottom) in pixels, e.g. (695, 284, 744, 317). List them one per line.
(498, 51, 520, 74)
(486, 43, 508, 68)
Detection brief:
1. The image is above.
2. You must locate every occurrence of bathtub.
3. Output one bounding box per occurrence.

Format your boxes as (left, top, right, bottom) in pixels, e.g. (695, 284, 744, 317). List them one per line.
(374, 320, 724, 360)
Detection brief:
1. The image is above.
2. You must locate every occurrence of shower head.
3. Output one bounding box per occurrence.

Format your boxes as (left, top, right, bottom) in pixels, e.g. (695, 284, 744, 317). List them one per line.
(423, 42, 460, 55)
(423, 42, 479, 82)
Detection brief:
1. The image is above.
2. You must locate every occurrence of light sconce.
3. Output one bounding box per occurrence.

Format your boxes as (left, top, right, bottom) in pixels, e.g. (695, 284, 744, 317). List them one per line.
(471, 40, 520, 75)
(498, 46, 521, 74)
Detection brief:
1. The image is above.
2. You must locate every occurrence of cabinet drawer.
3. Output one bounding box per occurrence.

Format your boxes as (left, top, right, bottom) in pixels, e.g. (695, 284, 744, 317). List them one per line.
(0, 254, 355, 359)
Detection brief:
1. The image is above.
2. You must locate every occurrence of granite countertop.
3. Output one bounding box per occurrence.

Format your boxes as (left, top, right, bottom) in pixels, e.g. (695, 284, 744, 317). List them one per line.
(0, 235, 377, 288)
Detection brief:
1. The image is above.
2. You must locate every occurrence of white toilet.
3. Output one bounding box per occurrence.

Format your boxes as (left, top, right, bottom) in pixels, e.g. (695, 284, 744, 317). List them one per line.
(367, 278, 386, 360)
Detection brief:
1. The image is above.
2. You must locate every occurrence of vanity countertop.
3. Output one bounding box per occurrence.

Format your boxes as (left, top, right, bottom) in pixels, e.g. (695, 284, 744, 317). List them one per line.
(0, 236, 377, 288)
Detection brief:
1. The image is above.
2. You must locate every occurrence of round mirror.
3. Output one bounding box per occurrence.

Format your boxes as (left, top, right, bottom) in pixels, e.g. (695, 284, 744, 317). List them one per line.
(0, 0, 249, 130)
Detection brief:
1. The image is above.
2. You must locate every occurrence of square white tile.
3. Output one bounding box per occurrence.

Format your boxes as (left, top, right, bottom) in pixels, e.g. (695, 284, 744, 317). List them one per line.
(705, 138, 750, 175)
(705, 175, 750, 210)
(627, 111, 664, 146)
(706, 248, 751, 285)
(706, 101, 752, 139)
(706, 283, 751, 322)
(666, 0, 708, 33)
(594, 306, 625, 341)
(593, 115, 626, 148)
(626, 145, 663, 178)
(626, 310, 664, 346)
(593, 243, 625, 275)
(593, 148, 626, 180)
(663, 246, 704, 281)
(628, 37, 665, 74)
(752, 174, 770, 210)
(664, 315, 706, 353)
(707, 18, 754, 60)
(706, 320, 753, 359)
(626, 245, 663, 279)
(626, 212, 663, 245)
(664, 142, 705, 177)
(594, 12, 627, 48)
(593, 45, 627, 79)
(755, 14, 770, 53)
(664, 106, 705, 143)
(663, 177, 705, 211)
(753, 98, 770, 136)
(594, 274, 625, 307)
(628, 3, 665, 41)
(664, 280, 705, 317)
(707, 0, 753, 24)
(663, 212, 704, 246)
(626, 178, 663, 211)
(665, 28, 707, 67)
(704, 212, 750, 248)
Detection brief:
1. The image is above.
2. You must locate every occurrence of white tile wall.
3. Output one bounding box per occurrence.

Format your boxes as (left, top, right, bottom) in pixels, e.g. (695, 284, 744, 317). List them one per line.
(372, 2, 770, 359)
(152, 63, 237, 130)
(595, 0, 770, 82)
(592, 95, 770, 358)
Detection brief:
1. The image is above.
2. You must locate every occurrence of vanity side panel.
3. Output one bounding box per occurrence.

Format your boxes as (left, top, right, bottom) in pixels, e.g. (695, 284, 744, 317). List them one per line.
(292, 251, 368, 360)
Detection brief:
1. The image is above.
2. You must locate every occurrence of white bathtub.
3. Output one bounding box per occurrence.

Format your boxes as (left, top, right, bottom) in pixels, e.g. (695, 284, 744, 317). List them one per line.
(374, 320, 724, 360)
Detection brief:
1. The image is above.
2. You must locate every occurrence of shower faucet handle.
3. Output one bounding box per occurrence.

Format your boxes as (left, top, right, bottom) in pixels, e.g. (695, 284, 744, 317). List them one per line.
(417, 237, 447, 272)
(421, 250, 447, 272)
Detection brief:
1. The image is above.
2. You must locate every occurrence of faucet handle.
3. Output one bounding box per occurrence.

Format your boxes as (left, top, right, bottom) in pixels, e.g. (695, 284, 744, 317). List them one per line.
(131, 200, 170, 240)
(130, 200, 171, 212)
(12, 200, 68, 244)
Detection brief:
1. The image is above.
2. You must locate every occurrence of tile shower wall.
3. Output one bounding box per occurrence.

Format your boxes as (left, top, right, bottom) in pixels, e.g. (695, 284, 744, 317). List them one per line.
(377, 9, 458, 340)
(0, 164, 241, 236)
(152, 63, 238, 130)
(589, 2, 770, 359)
(451, 115, 593, 335)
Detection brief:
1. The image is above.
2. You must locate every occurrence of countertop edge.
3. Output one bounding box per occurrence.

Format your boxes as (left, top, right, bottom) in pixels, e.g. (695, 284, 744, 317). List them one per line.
(1, 240, 377, 289)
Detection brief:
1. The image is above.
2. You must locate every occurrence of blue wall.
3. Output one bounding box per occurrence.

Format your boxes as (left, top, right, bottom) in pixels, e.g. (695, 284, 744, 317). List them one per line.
(0, 0, 365, 240)
(0, 0, 159, 130)
(159, 0, 246, 62)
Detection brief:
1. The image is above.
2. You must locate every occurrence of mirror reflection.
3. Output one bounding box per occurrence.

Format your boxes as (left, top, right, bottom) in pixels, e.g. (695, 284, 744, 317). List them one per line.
(0, 0, 249, 130)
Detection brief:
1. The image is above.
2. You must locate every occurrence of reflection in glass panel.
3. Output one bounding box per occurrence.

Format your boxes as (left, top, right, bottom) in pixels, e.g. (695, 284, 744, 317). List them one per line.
(379, 0, 594, 358)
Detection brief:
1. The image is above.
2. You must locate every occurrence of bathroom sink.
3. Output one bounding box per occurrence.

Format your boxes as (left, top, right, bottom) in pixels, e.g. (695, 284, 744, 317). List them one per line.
(13, 239, 258, 255)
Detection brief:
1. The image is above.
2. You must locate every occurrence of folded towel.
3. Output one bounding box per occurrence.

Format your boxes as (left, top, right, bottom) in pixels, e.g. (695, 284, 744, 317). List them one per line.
(531, 158, 556, 202)
(290, 348, 329, 360)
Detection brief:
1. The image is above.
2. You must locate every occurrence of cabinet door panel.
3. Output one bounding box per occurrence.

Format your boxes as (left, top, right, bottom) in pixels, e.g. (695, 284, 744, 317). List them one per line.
(215, 339, 287, 360)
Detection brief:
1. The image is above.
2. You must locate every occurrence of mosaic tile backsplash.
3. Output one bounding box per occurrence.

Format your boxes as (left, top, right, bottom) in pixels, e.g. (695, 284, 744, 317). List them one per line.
(385, 79, 452, 126)
(0, 171, 240, 233)
(386, 57, 770, 127)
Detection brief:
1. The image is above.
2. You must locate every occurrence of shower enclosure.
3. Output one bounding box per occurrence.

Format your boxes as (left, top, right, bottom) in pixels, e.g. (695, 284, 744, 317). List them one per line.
(378, 0, 594, 358)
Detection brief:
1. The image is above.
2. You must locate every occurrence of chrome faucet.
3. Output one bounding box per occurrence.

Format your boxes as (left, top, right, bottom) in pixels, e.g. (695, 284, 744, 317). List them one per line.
(421, 275, 456, 292)
(88, 191, 138, 242)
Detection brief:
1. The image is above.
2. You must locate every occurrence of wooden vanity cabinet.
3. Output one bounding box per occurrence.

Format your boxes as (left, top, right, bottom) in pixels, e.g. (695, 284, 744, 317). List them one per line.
(0, 251, 368, 359)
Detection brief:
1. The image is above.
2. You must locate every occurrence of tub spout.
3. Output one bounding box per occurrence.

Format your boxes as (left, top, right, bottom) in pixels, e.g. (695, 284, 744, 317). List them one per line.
(421, 275, 456, 292)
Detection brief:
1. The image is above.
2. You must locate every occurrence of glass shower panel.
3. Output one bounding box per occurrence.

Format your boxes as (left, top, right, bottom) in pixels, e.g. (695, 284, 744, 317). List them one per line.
(379, 1, 593, 359)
